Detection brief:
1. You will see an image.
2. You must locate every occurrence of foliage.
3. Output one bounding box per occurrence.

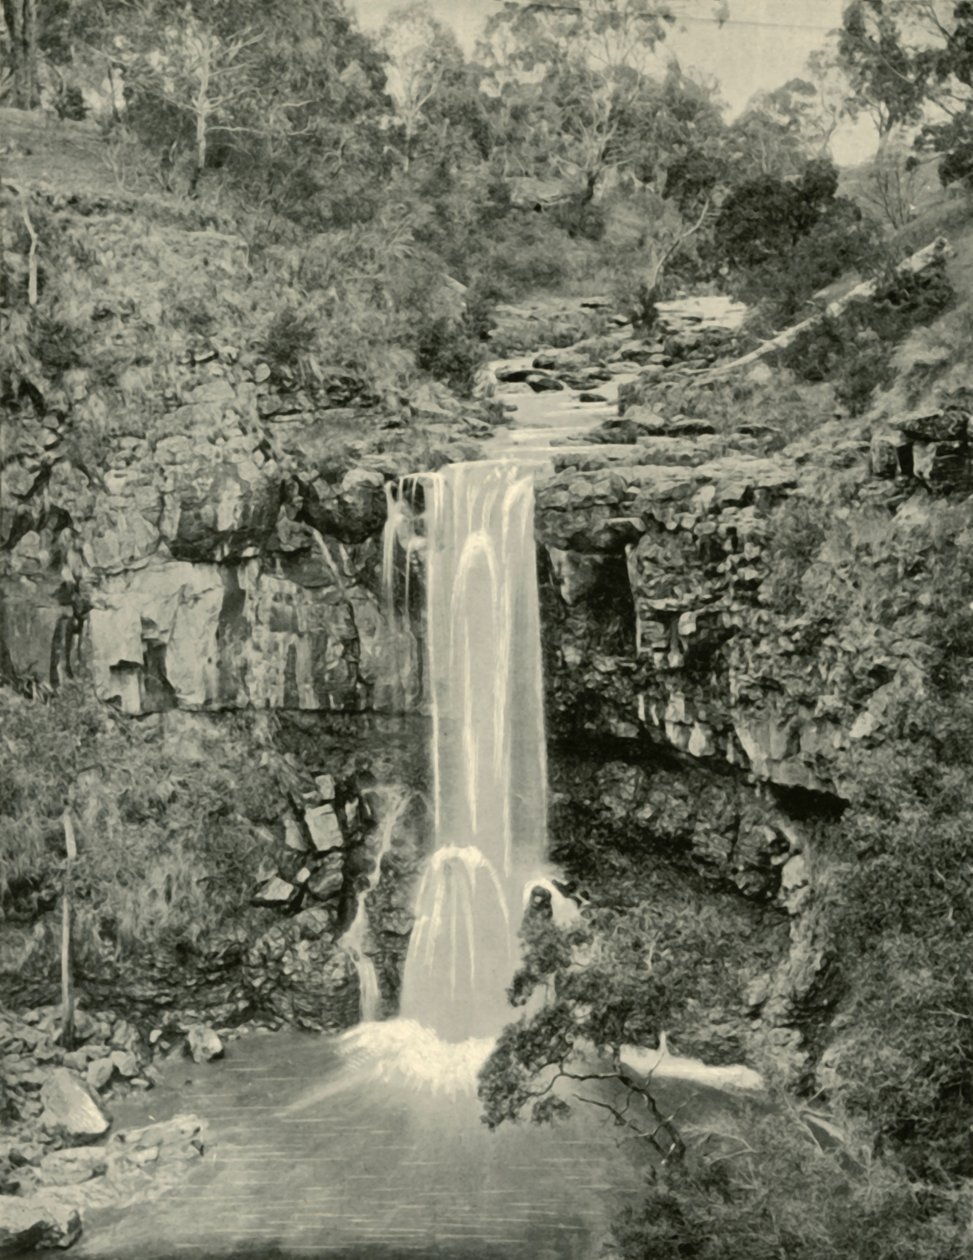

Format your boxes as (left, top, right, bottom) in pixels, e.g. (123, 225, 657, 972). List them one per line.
(837, 1, 973, 188)
(715, 158, 882, 324)
(0, 684, 279, 962)
(779, 252, 954, 411)
(478, 857, 970, 1257)
(477, 0, 677, 200)
(837, 0, 930, 137)
(479, 863, 784, 1130)
(606, 1108, 971, 1260)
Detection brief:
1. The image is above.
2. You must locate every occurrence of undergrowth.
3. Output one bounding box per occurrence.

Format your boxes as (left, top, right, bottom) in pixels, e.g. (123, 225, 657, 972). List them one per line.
(0, 684, 280, 968)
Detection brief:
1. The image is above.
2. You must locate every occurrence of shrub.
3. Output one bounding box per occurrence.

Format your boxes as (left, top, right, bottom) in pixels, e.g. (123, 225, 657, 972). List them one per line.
(549, 194, 607, 242)
(413, 314, 483, 396)
(607, 1110, 971, 1260)
(259, 304, 320, 380)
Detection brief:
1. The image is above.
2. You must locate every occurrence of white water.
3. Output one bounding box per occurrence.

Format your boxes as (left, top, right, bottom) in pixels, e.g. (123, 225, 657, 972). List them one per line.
(382, 462, 548, 1042)
(339, 788, 414, 1022)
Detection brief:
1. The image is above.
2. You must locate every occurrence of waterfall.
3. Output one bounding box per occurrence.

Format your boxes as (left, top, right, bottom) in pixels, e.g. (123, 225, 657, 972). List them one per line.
(385, 462, 548, 1043)
(340, 789, 413, 1022)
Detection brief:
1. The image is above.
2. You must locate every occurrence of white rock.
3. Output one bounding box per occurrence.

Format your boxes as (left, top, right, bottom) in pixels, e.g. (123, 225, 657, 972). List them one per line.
(304, 804, 343, 852)
(40, 1068, 110, 1139)
(313, 773, 336, 801)
(186, 1024, 223, 1064)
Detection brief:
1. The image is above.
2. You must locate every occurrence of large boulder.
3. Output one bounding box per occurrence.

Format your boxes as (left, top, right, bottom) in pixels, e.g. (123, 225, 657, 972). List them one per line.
(0, 1196, 82, 1254)
(39, 1069, 109, 1141)
(186, 1025, 223, 1064)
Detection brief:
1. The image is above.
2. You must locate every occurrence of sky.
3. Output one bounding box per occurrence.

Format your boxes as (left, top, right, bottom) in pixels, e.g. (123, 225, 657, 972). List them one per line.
(352, 0, 879, 165)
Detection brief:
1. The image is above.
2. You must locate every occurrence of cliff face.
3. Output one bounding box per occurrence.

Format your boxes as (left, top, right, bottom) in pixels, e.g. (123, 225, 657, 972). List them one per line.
(534, 394, 973, 1078)
(0, 183, 480, 1030)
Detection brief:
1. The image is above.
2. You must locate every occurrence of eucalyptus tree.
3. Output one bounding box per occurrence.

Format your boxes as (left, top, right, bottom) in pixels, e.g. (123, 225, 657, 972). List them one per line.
(835, 1, 973, 186)
(379, 3, 472, 170)
(477, 0, 678, 201)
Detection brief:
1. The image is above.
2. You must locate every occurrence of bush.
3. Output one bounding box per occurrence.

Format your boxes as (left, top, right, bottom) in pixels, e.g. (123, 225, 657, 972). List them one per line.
(549, 195, 607, 242)
(780, 256, 954, 413)
(608, 1110, 971, 1260)
(259, 304, 320, 380)
(479, 217, 579, 297)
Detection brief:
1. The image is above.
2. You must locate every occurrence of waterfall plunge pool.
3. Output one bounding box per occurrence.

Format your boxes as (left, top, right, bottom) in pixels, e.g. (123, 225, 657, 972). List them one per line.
(66, 1020, 754, 1260)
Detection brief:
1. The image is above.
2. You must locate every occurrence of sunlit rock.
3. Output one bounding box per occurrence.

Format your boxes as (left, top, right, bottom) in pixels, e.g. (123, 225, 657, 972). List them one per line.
(304, 804, 344, 852)
(40, 1068, 110, 1140)
(186, 1025, 223, 1064)
(252, 876, 300, 908)
(35, 1146, 107, 1187)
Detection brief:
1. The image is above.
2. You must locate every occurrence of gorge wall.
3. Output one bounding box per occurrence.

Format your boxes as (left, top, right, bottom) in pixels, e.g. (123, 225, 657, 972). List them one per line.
(533, 388, 973, 1082)
(0, 185, 486, 1032)
(4, 179, 968, 1100)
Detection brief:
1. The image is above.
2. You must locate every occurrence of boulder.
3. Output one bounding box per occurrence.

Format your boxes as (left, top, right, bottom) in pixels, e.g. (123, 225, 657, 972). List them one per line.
(892, 407, 968, 442)
(912, 439, 971, 491)
(109, 1050, 139, 1078)
(40, 1069, 109, 1140)
(85, 1058, 114, 1092)
(526, 373, 565, 393)
(304, 804, 344, 852)
(252, 876, 300, 908)
(314, 773, 337, 801)
(186, 1025, 223, 1064)
(0, 1197, 82, 1254)
(283, 816, 307, 851)
(36, 1146, 107, 1186)
(307, 854, 345, 902)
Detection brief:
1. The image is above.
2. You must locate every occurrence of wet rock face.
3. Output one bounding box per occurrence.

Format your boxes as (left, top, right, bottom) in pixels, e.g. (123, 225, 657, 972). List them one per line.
(236, 714, 431, 1029)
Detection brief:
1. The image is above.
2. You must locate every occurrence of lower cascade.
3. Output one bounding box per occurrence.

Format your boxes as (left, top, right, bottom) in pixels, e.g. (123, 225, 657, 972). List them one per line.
(384, 461, 549, 1043)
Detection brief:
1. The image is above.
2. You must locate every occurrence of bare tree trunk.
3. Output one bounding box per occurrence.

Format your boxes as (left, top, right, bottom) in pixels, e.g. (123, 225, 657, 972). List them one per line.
(23, 0, 37, 108)
(106, 59, 122, 125)
(60, 810, 77, 1051)
(190, 41, 212, 197)
(7, 0, 27, 108)
(20, 196, 38, 306)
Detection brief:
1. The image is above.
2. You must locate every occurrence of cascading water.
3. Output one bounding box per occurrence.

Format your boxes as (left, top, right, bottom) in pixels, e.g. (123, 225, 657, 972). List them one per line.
(385, 462, 549, 1043)
(339, 788, 414, 1022)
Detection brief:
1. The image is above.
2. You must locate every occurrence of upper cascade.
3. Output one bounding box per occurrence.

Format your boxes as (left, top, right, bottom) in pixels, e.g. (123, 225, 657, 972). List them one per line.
(386, 462, 549, 1042)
